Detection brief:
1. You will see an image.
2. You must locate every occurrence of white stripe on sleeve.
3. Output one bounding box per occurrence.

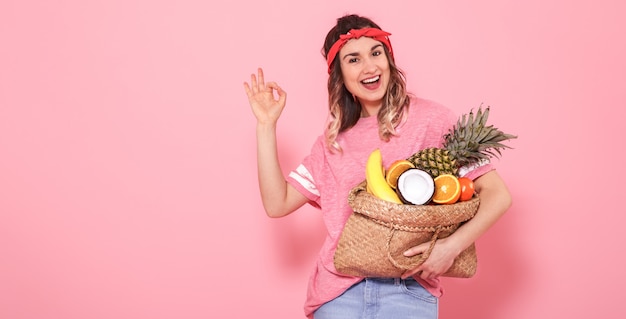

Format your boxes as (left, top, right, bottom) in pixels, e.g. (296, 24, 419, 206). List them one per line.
(288, 164, 320, 197)
(458, 159, 490, 177)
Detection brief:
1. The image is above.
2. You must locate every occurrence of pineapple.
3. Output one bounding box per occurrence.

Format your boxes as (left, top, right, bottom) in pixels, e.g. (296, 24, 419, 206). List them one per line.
(407, 106, 517, 177)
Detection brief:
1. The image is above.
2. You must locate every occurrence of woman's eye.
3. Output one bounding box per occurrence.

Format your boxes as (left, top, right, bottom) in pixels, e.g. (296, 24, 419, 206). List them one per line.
(348, 58, 358, 63)
(372, 51, 382, 57)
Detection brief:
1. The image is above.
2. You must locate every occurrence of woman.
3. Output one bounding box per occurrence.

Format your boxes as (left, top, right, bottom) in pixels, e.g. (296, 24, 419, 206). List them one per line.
(243, 14, 511, 319)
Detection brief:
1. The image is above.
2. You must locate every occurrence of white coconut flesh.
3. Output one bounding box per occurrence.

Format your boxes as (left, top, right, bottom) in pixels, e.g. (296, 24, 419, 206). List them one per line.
(396, 168, 435, 205)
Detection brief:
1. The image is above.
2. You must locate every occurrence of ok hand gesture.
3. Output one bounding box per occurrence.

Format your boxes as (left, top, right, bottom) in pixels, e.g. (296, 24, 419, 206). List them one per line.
(243, 68, 287, 126)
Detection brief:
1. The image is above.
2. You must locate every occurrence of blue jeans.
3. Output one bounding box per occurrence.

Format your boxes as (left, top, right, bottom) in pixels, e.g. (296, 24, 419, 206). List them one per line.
(313, 277, 438, 319)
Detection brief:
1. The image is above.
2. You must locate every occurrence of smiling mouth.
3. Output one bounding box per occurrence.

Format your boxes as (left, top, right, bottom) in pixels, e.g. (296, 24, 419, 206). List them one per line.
(361, 75, 380, 84)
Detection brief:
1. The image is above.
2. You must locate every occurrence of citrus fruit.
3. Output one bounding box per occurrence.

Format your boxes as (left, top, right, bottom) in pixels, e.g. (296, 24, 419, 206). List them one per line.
(385, 159, 415, 189)
(458, 177, 475, 201)
(432, 174, 461, 204)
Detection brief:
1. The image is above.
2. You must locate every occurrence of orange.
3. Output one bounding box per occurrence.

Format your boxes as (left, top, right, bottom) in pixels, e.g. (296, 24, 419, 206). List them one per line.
(458, 177, 475, 201)
(385, 159, 415, 189)
(432, 174, 461, 204)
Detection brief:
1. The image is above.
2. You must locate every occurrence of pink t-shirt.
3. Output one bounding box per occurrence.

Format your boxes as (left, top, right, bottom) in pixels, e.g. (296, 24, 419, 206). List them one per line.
(286, 97, 493, 318)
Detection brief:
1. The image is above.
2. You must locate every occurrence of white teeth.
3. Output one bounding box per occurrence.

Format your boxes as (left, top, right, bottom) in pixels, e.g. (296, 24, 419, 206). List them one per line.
(362, 76, 380, 84)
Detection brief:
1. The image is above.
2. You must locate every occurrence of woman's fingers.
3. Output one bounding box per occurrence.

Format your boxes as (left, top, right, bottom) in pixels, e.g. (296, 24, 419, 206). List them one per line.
(277, 85, 287, 106)
(401, 268, 419, 279)
(404, 242, 428, 257)
(257, 67, 266, 91)
(250, 72, 258, 93)
(244, 69, 286, 111)
(243, 81, 253, 98)
(247, 68, 268, 94)
(401, 242, 441, 279)
(265, 82, 286, 102)
(402, 267, 438, 280)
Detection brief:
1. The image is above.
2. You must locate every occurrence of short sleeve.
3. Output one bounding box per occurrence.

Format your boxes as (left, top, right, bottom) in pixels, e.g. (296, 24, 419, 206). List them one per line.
(286, 136, 325, 208)
(458, 159, 494, 180)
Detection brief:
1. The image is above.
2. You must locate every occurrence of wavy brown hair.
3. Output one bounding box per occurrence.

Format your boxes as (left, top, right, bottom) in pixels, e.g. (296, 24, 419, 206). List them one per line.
(322, 14, 411, 152)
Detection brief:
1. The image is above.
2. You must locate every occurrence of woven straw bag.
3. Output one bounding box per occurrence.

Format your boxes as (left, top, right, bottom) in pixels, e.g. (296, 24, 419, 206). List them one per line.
(333, 181, 480, 278)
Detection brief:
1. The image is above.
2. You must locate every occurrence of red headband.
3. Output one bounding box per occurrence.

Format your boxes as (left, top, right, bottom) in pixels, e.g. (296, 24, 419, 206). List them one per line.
(326, 28, 393, 74)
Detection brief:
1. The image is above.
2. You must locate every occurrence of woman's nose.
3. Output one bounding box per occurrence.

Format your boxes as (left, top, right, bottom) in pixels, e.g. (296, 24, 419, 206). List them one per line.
(362, 56, 377, 73)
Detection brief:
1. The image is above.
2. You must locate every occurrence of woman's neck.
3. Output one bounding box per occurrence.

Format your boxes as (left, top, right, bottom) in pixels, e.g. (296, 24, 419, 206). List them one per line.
(360, 102, 382, 117)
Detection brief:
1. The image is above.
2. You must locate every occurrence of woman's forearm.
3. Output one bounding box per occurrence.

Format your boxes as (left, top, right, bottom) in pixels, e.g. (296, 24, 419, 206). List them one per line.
(256, 123, 306, 217)
(447, 170, 512, 254)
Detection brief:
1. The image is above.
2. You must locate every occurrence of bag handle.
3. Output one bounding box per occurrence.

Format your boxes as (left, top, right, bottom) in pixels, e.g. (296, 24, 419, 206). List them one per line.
(386, 226, 442, 270)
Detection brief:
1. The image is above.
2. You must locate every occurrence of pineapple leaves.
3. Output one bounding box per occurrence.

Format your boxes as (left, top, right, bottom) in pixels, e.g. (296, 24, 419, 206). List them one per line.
(408, 105, 517, 177)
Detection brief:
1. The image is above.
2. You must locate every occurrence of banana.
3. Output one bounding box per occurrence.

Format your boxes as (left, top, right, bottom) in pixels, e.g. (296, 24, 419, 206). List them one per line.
(365, 149, 402, 204)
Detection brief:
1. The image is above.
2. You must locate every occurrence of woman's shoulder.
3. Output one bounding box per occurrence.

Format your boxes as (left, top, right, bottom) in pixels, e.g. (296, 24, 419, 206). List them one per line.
(410, 96, 451, 110)
(407, 96, 457, 121)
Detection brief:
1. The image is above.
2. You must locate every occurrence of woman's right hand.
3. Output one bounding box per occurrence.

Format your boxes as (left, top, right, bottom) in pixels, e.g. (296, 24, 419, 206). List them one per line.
(243, 68, 287, 125)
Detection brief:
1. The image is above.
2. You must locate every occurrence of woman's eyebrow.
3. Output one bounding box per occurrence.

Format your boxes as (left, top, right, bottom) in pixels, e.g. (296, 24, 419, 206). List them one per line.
(342, 44, 384, 60)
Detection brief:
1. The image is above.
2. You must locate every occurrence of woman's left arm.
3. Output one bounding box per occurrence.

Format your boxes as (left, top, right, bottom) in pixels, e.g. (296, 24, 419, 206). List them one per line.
(402, 170, 512, 279)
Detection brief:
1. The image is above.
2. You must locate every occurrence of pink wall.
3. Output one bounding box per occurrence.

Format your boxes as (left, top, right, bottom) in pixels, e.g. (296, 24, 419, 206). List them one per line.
(1, 0, 625, 318)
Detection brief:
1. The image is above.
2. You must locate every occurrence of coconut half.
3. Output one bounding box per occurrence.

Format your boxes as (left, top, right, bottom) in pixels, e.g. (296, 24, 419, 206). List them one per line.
(396, 168, 435, 205)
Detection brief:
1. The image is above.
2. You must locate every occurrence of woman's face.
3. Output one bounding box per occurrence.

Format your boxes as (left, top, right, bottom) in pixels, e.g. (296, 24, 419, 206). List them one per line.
(338, 36, 391, 114)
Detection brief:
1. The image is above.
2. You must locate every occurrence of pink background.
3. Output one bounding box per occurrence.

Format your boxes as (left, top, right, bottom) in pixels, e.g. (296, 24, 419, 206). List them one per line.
(1, 0, 625, 318)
